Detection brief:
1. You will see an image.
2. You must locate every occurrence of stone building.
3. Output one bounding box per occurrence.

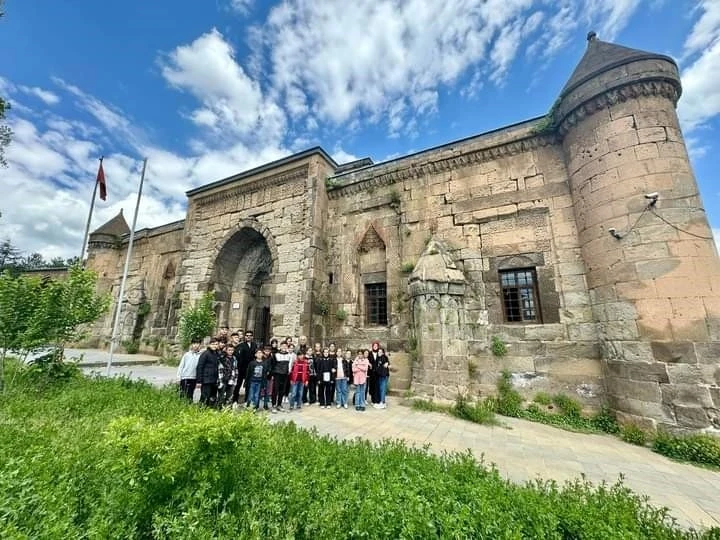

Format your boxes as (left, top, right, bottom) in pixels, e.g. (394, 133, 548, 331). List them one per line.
(87, 34, 720, 432)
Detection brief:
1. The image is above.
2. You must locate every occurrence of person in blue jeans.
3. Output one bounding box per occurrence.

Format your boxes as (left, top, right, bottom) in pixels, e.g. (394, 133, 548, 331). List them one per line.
(245, 350, 268, 410)
(335, 349, 352, 409)
(375, 348, 390, 409)
(352, 351, 370, 411)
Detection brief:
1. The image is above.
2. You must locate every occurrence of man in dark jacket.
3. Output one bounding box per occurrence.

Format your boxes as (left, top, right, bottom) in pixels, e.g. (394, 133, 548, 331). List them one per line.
(270, 342, 292, 412)
(196, 338, 221, 407)
(233, 330, 257, 406)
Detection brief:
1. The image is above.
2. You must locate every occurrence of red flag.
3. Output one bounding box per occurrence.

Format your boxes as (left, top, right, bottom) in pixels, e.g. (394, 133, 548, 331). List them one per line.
(96, 159, 107, 201)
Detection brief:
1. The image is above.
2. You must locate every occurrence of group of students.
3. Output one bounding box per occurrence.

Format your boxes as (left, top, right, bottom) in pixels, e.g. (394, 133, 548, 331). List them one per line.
(176, 329, 391, 413)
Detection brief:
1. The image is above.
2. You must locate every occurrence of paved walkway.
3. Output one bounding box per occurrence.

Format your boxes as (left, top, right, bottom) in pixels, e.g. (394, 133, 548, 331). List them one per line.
(268, 399, 720, 532)
(81, 361, 719, 531)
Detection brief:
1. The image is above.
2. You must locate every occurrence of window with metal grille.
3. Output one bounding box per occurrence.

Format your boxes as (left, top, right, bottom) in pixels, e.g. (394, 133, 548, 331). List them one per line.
(365, 282, 388, 326)
(500, 268, 541, 323)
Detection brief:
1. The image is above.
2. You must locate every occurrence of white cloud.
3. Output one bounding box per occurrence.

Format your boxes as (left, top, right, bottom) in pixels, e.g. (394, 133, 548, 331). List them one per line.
(18, 85, 60, 105)
(678, 1, 720, 133)
(5, 0, 704, 261)
(159, 28, 285, 145)
(684, 0, 720, 57)
(228, 0, 253, 15)
(262, 0, 536, 132)
(52, 77, 145, 148)
(332, 147, 360, 165)
(252, 0, 645, 136)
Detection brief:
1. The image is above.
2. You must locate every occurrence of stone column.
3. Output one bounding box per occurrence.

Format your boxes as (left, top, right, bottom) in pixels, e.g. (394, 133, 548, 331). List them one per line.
(408, 239, 468, 399)
(556, 37, 720, 430)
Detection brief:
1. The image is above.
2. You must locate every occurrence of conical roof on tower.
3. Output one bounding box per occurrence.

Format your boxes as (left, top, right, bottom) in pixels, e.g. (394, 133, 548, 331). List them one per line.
(89, 209, 130, 238)
(560, 31, 678, 97)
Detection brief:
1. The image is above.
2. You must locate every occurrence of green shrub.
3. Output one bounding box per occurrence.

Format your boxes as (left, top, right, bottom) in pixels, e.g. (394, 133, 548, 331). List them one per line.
(122, 339, 140, 354)
(0, 374, 712, 538)
(335, 308, 347, 321)
(552, 394, 583, 418)
(533, 392, 553, 406)
(494, 370, 523, 417)
(621, 424, 648, 446)
(400, 261, 415, 274)
(653, 431, 720, 468)
(177, 292, 216, 349)
(491, 335, 507, 357)
(451, 394, 498, 426)
(411, 398, 448, 413)
(591, 405, 620, 434)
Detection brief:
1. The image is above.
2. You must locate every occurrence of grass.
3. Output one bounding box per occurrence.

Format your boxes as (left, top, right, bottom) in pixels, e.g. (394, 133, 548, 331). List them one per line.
(2, 359, 715, 538)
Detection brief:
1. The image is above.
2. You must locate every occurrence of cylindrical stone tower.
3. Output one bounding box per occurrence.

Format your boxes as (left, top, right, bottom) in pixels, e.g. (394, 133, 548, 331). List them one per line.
(555, 32, 720, 431)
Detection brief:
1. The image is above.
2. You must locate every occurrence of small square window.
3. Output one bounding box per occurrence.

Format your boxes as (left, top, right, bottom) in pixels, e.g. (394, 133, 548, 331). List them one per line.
(365, 282, 388, 326)
(499, 268, 541, 323)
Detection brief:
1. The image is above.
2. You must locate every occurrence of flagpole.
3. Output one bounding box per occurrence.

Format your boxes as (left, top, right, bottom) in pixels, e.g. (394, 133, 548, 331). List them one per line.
(106, 157, 148, 376)
(80, 156, 103, 265)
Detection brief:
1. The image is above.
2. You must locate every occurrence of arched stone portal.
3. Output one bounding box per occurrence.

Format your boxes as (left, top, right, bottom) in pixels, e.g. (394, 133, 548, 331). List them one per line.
(210, 226, 274, 344)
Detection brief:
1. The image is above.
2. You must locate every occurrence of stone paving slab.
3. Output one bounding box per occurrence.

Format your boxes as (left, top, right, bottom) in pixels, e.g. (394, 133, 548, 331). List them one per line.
(82, 363, 720, 532)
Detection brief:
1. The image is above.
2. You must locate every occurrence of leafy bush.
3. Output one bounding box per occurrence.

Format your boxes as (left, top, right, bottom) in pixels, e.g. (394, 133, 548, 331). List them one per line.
(451, 394, 498, 425)
(552, 394, 583, 418)
(400, 261, 415, 274)
(653, 431, 720, 468)
(177, 292, 216, 349)
(533, 391, 553, 406)
(0, 265, 108, 391)
(0, 375, 713, 539)
(591, 405, 620, 435)
(621, 424, 648, 446)
(335, 308, 347, 321)
(495, 370, 523, 417)
(491, 335, 507, 357)
(123, 339, 140, 354)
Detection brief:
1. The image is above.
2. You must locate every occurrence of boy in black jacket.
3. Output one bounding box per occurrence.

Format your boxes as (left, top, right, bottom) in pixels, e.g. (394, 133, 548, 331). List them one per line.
(196, 338, 221, 408)
(246, 350, 268, 410)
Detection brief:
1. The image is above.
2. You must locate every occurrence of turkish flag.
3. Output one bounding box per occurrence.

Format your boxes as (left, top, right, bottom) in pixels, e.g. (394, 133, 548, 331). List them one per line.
(97, 160, 107, 201)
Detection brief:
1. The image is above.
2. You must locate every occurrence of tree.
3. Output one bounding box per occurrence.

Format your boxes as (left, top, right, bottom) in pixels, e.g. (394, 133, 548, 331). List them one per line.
(50, 256, 66, 267)
(0, 239, 22, 270)
(177, 292, 216, 349)
(0, 264, 110, 391)
(23, 252, 46, 269)
(0, 271, 42, 390)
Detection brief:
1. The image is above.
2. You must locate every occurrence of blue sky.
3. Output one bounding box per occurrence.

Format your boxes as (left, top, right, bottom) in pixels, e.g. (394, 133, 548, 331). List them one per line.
(0, 0, 718, 258)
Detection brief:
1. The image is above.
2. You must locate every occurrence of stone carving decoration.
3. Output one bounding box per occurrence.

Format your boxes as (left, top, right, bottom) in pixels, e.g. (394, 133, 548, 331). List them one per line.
(358, 225, 385, 253)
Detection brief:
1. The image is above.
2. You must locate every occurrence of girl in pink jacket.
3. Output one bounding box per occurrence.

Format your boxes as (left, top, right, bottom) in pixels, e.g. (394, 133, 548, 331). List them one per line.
(352, 351, 370, 411)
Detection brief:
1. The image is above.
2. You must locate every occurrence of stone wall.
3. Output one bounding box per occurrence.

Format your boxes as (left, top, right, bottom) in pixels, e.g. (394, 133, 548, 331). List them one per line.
(559, 65, 720, 430)
(178, 153, 335, 341)
(325, 122, 603, 404)
(89, 221, 185, 351)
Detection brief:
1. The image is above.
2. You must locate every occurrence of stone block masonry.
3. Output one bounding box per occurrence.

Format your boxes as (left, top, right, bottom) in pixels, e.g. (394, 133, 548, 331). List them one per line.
(86, 35, 720, 431)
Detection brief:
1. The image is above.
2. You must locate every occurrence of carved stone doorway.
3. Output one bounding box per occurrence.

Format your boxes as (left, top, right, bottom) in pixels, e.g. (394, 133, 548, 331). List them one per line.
(210, 226, 274, 339)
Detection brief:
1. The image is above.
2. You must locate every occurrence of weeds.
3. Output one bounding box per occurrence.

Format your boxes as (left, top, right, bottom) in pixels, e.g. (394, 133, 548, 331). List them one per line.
(621, 424, 649, 446)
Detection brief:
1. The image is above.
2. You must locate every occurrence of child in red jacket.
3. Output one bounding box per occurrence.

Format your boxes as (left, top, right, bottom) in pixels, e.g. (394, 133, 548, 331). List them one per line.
(289, 353, 310, 410)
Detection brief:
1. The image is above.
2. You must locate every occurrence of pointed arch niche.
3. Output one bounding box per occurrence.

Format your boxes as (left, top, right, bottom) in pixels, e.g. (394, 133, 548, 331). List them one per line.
(357, 224, 388, 326)
(154, 261, 178, 330)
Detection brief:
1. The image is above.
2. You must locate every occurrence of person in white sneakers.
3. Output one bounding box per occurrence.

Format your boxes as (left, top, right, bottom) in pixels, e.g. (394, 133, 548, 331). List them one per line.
(374, 348, 390, 409)
(177, 340, 201, 403)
